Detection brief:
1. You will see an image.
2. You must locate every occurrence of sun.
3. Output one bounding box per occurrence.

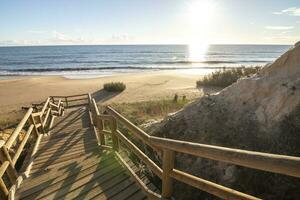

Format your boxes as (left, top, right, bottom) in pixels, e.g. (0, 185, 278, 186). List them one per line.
(188, 0, 216, 27)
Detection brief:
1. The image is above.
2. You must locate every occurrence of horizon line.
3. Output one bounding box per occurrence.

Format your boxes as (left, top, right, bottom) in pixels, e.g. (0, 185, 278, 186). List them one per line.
(0, 43, 294, 47)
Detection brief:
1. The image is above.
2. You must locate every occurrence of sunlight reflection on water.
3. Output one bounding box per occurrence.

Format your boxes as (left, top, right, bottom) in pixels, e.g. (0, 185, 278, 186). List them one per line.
(188, 43, 209, 62)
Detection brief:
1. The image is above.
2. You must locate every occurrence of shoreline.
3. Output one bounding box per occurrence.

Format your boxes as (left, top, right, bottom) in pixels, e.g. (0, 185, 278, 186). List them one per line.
(0, 71, 219, 128)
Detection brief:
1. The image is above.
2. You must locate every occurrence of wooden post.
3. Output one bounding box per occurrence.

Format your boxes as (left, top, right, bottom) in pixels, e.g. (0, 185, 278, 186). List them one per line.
(162, 149, 175, 198)
(110, 118, 119, 151)
(0, 142, 18, 184)
(65, 97, 68, 108)
(38, 115, 46, 135)
(0, 177, 8, 197)
(29, 115, 39, 138)
(96, 118, 105, 146)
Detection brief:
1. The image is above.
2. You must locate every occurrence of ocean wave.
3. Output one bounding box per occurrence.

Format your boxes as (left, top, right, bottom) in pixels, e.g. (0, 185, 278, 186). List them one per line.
(0, 59, 269, 67)
(0, 65, 261, 73)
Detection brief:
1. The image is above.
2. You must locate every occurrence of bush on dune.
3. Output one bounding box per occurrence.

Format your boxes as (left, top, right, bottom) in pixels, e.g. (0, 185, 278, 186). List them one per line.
(196, 66, 261, 88)
(103, 82, 126, 92)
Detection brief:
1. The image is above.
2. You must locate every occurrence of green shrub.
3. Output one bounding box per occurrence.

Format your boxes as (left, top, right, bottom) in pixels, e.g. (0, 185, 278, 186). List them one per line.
(103, 82, 126, 92)
(196, 66, 260, 88)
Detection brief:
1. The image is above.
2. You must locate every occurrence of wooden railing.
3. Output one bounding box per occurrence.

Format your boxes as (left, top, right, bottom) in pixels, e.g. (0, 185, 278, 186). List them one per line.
(1, 93, 299, 199)
(0, 97, 64, 199)
(51, 93, 89, 108)
(88, 94, 300, 200)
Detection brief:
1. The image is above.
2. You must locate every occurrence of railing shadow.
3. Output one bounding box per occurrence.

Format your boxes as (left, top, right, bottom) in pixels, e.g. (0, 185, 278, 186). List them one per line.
(92, 89, 121, 103)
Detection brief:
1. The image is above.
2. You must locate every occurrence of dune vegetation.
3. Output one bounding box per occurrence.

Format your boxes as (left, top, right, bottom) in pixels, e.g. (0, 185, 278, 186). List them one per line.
(196, 66, 261, 88)
(103, 82, 126, 92)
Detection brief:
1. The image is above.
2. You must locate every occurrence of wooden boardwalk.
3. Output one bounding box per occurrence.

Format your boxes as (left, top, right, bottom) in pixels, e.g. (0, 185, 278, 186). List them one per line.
(16, 106, 148, 200)
(1, 93, 299, 200)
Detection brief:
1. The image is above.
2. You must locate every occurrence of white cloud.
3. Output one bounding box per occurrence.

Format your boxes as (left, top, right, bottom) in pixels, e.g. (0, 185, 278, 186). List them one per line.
(265, 26, 294, 30)
(0, 30, 137, 46)
(272, 7, 300, 16)
(52, 31, 70, 41)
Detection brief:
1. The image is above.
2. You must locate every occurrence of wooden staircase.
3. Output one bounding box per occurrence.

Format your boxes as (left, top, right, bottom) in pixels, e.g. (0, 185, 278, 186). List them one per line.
(0, 93, 299, 200)
(15, 107, 148, 200)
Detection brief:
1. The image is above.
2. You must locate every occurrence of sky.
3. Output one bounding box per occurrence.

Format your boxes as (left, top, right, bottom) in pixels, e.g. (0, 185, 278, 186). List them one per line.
(0, 0, 299, 46)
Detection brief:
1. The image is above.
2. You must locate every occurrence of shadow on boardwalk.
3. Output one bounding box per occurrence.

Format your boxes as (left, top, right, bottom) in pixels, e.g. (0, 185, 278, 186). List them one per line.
(16, 105, 147, 200)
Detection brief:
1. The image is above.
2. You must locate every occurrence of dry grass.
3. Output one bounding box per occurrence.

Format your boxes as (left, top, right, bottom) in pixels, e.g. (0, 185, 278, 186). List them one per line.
(197, 66, 260, 88)
(111, 95, 190, 125)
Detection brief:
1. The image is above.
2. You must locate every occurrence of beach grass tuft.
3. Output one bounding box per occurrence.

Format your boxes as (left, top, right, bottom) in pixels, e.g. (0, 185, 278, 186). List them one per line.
(103, 82, 126, 92)
(196, 66, 260, 88)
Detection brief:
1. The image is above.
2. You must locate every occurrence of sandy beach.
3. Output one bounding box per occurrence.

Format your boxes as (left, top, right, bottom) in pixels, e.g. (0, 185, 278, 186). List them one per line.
(0, 71, 211, 128)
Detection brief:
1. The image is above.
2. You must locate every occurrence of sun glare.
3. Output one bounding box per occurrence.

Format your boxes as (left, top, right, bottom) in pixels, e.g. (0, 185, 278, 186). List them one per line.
(188, 0, 215, 27)
(188, 43, 208, 62)
(187, 1, 215, 62)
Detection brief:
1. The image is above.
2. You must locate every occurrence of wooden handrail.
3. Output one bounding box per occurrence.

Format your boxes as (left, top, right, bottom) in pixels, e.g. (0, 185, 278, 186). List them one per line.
(106, 106, 300, 178)
(11, 125, 34, 166)
(100, 103, 300, 200)
(170, 169, 259, 200)
(0, 95, 66, 199)
(5, 108, 33, 150)
(150, 136, 300, 178)
(40, 97, 50, 116)
(50, 93, 88, 98)
(51, 94, 89, 108)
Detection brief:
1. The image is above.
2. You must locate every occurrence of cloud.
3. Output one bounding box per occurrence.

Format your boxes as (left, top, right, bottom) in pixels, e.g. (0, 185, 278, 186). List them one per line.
(272, 7, 300, 16)
(0, 30, 137, 46)
(52, 31, 70, 41)
(265, 26, 294, 30)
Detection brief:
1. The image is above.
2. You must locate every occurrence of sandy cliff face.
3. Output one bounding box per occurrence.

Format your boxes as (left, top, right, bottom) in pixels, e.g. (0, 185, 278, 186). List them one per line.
(151, 42, 300, 199)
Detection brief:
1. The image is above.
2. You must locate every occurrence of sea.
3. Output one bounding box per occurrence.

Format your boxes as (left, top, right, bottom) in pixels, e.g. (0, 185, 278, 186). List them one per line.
(0, 44, 291, 79)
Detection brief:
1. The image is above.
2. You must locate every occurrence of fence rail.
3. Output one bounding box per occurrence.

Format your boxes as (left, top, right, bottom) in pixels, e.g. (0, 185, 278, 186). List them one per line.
(51, 93, 89, 108)
(88, 94, 300, 200)
(0, 97, 64, 199)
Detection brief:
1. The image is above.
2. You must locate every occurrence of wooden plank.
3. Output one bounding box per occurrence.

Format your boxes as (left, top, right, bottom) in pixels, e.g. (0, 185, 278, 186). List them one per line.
(23, 134, 43, 177)
(40, 97, 50, 116)
(106, 106, 151, 145)
(5, 108, 33, 149)
(170, 169, 260, 200)
(51, 170, 129, 200)
(23, 163, 124, 199)
(115, 130, 162, 179)
(0, 177, 8, 196)
(0, 147, 18, 183)
(0, 161, 9, 178)
(51, 93, 88, 98)
(151, 136, 300, 178)
(110, 117, 119, 151)
(12, 124, 34, 165)
(33, 145, 99, 162)
(66, 97, 88, 102)
(42, 108, 51, 127)
(161, 149, 174, 198)
(115, 151, 161, 200)
(19, 154, 113, 191)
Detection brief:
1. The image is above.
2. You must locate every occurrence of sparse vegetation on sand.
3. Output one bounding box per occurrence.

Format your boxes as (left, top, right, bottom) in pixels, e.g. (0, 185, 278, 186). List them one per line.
(111, 94, 190, 125)
(196, 66, 260, 88)
(103, 82, 126, 92)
